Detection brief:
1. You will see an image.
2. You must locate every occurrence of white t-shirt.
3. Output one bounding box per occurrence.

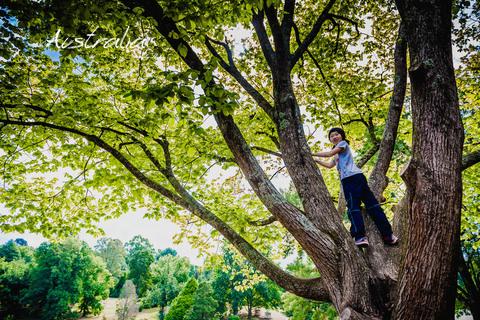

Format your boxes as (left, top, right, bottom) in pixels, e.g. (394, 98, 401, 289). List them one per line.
(334, 141, 363, 180)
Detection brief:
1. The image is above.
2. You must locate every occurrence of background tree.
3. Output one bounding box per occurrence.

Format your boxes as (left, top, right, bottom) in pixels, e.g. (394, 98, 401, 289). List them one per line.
(184, 281, 218, 320)
(280, 254, 336, 320)
(157, 247, 178, 258)
(143, 253, 192, 319)
(211, 265, 233, 318)
(242, 280, 281, 320)
(117, 279, 140, 320)
(22, 239, 112, 320)
(0, 249, 32, 318)
(164, 277, 198, 320)
(282, 293, 337, 320)
(78, 254, 114, 316)
(125, 235, 155, 297)
(95, 237, 128, 293)
(111, 273, 128, 298)
(209, 245, 282, 318)
(0, 239, 33, 262)
(211, 247, 249, 316)
(457, 233, 480, 319)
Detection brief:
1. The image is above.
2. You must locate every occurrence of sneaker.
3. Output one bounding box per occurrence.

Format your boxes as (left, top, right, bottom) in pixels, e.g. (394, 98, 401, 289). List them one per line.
(355, 237, 369, 248)
(383, 234, 399, 246)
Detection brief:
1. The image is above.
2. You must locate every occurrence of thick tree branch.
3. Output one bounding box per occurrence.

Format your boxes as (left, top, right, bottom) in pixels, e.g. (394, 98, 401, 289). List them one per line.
(264, 4, 283, 52)
(264, 3, 291, 66)
(356, 143, 381, 169)
(292, 22, 342, 124)
(369, 22, 407, 199)
(290, 0, 337, 68)
(205, 37, 275, 119)
(251, 145, 282, 158)
(248, 216, 277, 226)
(462, 149, 480, 170)
(251, 10, 276, 70)
(281, 0, 296, 44)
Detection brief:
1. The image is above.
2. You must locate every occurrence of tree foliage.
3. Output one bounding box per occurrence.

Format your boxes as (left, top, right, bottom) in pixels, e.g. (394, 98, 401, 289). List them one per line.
(95, 238, 128, 278)
(125, 235, 155, 297)
(142, 253, 192, 318)
(21, 239, 112, 319)
(185, 281, 218, 320)
(0, 256, 31, 318)
(165, 277, 198, 320)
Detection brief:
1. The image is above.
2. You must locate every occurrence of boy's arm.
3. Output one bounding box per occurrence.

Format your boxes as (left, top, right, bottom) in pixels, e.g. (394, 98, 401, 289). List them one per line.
(315, 159, 336, 169)
(313, 146, 344, 157)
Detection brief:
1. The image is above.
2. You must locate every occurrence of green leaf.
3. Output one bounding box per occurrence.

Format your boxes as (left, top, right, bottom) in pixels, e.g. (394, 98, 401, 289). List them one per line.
(178, 44, 188, 58)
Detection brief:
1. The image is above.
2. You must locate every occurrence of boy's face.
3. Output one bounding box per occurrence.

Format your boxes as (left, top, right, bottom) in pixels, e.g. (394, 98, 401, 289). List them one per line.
(329, 131, 342, 144)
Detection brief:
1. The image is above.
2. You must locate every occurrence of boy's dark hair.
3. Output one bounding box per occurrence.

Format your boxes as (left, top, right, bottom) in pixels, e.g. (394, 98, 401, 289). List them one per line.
(328, 127, 350, 144)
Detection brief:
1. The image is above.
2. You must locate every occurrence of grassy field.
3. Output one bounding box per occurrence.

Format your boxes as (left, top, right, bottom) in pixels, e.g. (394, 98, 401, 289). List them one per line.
(79, 298, 159, 320)
(79, 298, 289, 320)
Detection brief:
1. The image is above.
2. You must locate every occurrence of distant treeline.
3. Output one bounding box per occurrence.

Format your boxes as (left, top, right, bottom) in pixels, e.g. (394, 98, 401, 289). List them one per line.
(0, 236, 337, 320)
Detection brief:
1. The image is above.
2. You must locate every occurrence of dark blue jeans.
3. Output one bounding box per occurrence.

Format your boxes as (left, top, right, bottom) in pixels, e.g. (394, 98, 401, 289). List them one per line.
(341, 173, 393, 240)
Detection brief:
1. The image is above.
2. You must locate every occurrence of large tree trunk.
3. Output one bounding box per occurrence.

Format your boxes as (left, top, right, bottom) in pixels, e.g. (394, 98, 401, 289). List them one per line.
(273, 70, 383, 319)
(362, 21, 408, 287)
(392, 1, 464, 319)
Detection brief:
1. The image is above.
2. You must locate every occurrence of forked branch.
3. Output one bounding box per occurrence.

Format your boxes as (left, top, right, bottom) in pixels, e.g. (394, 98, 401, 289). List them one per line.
(205, 36, 275, 119)
(290, 0, 337, 67)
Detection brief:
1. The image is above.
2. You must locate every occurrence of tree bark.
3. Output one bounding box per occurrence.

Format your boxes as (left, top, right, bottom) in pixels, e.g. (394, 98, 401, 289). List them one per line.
(392, 1, 464, 319)
(368, 21, 407, 202)
(273, 78, 381, 318)
(361, 21, 408, 286)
